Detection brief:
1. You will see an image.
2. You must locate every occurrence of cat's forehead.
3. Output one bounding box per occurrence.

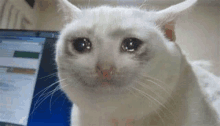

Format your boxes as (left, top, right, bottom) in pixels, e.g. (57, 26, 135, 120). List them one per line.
(80, 6, 155, 25)
(63, 6, 156, 39)
(83, 6, 146, 18)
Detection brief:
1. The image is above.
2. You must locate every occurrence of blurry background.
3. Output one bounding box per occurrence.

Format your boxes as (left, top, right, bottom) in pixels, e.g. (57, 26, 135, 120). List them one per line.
(0, 1, 219, 126)
(0, 0, 219, 76)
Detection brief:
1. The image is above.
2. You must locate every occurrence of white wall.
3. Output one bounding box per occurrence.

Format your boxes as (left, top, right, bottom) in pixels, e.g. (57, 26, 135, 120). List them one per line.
(35, 1, 220, 76)
(176, 5, 220, 76)
(34, 0, 62, 31)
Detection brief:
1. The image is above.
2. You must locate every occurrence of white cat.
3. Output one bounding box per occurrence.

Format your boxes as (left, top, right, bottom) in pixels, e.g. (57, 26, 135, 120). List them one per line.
(55, 0, 219, 125)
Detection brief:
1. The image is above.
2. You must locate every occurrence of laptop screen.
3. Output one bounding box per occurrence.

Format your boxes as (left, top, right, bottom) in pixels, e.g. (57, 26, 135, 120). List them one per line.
(0, 30, 71, 126)
(0, 35, 45, 125)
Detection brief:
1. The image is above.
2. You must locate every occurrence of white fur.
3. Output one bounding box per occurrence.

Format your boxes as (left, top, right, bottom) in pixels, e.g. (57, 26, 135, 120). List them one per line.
(55, 0, 219, 125)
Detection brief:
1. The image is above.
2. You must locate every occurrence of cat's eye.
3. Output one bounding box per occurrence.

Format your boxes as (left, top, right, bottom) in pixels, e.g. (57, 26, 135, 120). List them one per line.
(72, 38, 92, 53)
(121, 38, 143, 52)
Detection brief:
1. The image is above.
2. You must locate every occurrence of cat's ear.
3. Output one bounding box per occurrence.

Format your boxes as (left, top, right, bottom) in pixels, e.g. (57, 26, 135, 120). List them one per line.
(154, 0, 197, 27)
(57, 0, 81, 24)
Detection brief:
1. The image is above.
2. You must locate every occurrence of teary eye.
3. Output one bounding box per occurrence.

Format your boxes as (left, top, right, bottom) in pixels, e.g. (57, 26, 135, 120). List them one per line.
(121, 38, 143, 52)
(73, 38, 92, 53)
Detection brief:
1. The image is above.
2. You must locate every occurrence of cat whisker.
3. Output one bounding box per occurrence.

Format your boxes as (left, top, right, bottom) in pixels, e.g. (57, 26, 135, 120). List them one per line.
(133, 80, 169, 103)
(132, 80, 176, 125)
(31, 78, 67, 115)
(51, 92, 65, 107)
(59, 96, 67, 111)
(33, 84, 66, 116)
(140, 75, 177, 106)
(136, 76, 177, 108)
(142, 75, 171, 89)
(139, 0, 147, 9)
(137, 76, 172, 95)
(139, 3, 148, 9)
(33, 78, 67, 108)
(127, 86, 165, 126)
(130, 86, 163, 107)
(30, 89, 58, 116)
(50, 82, 70, 112)
(32, 79, 62, 100)
(38, 72, 57, 80)
(129, 86, 177, 119)
(126, 87, 139, 98)
(155, 110, 165, 126)
(49, 85, 62, 113)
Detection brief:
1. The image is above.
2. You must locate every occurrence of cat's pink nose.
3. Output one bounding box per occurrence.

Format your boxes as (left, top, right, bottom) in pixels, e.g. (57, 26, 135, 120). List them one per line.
(102, 70, 111, 79)
(96, 63, 115, 80)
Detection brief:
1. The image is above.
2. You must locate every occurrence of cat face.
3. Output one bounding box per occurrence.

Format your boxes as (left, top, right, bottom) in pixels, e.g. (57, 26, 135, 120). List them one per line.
(57, 7, 163, 89)
(56, 0, 197, 97)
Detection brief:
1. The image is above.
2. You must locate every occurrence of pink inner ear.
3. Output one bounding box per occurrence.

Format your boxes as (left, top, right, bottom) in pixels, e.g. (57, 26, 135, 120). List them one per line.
(164, 21, 176, 42)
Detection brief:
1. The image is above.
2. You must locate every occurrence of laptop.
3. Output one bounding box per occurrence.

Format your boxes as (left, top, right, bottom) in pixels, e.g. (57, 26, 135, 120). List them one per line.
(0, 29, 71, 126)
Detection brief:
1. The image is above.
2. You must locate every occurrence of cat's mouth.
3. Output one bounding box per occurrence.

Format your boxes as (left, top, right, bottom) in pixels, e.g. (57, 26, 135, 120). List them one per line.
(98, 79, 114, 87)
(85, 71, 124, 87)
(83, 79, 115, 88)
(81, 79, 128, 95)
(75, 69, 135, 89)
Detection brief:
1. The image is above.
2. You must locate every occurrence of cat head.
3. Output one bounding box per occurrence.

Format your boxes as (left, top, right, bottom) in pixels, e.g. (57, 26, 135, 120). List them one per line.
(55, 0, 197, 99)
